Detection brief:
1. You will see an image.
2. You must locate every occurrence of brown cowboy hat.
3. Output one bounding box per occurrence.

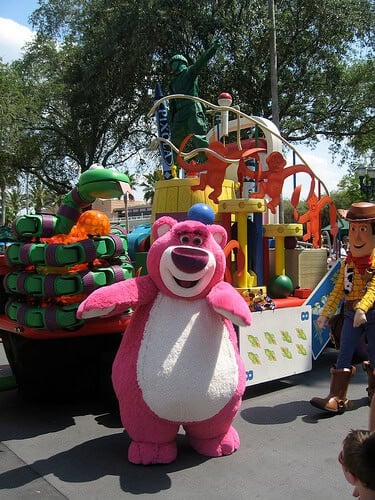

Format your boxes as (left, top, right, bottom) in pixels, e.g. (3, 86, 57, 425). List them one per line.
(338, 202, 375, 222)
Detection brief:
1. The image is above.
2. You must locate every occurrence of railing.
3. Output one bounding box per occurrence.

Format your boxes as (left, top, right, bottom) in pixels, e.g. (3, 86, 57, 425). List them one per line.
(111, 216, 151, 231)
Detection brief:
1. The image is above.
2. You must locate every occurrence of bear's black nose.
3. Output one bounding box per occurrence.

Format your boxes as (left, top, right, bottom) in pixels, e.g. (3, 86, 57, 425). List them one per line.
(171, 247, 208, 273)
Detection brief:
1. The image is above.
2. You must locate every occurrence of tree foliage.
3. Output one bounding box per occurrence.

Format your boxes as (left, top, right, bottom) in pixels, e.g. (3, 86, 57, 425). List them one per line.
(5, 187, 27, 225)
(2, 0, 373, 198)
(140, 170, 161, 204)
(0, 62, 33, 223)
(13, 7, 155, 190)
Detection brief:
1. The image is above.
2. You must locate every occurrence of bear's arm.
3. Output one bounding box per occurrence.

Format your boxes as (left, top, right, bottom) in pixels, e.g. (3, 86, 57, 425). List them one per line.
(206, 281, 252, 326)
(77, 275, 158, 319)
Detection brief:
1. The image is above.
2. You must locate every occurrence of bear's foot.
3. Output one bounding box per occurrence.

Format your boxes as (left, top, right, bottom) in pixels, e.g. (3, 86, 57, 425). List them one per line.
(188, 426, 240, 457)
(128, 440, 177, 465)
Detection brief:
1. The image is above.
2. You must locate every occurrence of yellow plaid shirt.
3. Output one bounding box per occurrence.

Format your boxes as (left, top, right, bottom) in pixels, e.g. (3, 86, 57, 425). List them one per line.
(322, 255, 375, 317)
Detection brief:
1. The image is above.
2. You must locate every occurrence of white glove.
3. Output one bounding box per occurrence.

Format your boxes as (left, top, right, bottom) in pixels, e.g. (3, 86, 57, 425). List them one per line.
(317, 315, 329, 329)
(353, 308, 367, 328)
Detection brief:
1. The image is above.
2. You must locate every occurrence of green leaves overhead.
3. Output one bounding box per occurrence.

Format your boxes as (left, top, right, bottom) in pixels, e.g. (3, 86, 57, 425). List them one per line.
(1, 0, 373, 198)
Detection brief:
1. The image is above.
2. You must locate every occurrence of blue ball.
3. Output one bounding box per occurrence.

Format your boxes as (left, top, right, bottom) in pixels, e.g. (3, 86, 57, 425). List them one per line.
(187, 203, 215, 225)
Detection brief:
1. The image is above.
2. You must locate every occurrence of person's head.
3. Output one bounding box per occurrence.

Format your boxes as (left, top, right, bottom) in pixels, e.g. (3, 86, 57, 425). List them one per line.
(339, 202, 375, 258)
(339, 430, 375, 494)
(169, 54, 188, 75)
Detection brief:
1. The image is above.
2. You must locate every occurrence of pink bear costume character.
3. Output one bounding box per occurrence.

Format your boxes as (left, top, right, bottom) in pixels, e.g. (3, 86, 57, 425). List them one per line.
(77, 216, 252, 465)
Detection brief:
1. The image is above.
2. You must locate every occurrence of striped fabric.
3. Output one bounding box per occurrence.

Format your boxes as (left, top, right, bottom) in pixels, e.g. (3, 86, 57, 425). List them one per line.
(322, 255, 375, 317)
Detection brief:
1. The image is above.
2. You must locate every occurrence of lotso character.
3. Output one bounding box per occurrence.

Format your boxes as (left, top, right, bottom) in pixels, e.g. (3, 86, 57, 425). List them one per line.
(77, 214, 251, 464)
(310, 202, 375, 413)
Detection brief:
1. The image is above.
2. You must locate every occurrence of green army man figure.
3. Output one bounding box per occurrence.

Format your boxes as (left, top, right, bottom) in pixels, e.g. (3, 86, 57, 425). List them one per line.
(169, 39, 221, 163)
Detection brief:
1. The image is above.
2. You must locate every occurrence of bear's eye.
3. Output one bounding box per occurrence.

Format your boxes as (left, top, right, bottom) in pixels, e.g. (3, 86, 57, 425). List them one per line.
(180, 235, 190, 244)
(192, 236, 202, 245)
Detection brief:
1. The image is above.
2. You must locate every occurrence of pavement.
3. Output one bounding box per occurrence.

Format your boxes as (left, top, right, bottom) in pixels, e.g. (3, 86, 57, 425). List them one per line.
(0, 339, 371, 500)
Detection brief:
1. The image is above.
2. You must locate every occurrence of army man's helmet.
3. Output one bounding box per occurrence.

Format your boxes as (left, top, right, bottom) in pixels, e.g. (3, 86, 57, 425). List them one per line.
(170, 54, 188, 66)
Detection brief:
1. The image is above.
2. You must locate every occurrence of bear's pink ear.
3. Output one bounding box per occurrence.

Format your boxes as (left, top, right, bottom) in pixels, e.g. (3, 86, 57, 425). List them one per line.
(210, 224, 227, 248)
(152, 216, 177, 240)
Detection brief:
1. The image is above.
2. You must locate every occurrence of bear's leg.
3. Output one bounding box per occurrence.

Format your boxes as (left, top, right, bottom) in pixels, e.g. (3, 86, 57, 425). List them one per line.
(185, 423, 240, 457)
(118, 397, 180, 465)
(128, 439, 178, 465)
(183, 398, 241, 457)
(126, 420, 180, 465)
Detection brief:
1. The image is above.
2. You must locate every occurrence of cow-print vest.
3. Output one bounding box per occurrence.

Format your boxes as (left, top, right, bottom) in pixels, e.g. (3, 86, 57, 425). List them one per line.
(344, 254, 375, 295)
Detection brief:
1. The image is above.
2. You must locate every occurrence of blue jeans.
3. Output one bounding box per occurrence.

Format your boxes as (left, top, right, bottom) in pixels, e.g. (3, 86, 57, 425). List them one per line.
(336, 308, 375, 369)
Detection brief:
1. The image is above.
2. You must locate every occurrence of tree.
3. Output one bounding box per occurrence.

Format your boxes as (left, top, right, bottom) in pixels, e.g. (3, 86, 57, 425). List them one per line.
(14, 0, 159, 192)
(140, 170, 161, 204)
(5, 187, 27, 225)
(322, 59, 374, 157)
(6, 0, 373, 193)
(330, 171, 363, 207)
(0, 62, 31, 223)
(29, 180, 64, 212)
(146, 0, 374, 153)
(122, 170, 138, 201)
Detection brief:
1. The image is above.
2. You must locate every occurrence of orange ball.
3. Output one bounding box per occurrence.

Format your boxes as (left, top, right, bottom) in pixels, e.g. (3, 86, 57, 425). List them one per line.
(67, 224, 85, 242)
(76, 210, 111, 237)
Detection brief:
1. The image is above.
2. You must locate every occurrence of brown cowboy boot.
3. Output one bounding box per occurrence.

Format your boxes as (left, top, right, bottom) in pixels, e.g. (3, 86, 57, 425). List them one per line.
(363, 362, 375, 403)
(310, 366, 356, 413)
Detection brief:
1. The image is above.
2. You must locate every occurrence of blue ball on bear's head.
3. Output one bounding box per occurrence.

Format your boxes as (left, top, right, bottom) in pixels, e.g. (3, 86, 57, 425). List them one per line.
(187, 203, 215, 225)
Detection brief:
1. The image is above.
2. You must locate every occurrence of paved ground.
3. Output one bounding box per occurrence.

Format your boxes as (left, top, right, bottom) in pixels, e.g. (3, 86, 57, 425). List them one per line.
(0, 340, 371, 500)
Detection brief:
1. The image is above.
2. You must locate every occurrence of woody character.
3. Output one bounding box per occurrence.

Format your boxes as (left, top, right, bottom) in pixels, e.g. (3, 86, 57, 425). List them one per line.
(310, 202, 375, 413)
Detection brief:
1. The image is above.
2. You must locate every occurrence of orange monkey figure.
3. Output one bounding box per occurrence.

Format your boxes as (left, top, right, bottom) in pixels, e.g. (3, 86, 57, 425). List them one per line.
(245, 152, 316, 214)
(236, 150, 265, 198)
(291, 187, 338, 248)
(177, 134, 265, 204)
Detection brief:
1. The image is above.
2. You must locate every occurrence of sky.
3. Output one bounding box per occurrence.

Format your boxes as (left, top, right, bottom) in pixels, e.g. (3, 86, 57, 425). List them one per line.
(0, 1, 38, 62)
(0, 0, 349, 201)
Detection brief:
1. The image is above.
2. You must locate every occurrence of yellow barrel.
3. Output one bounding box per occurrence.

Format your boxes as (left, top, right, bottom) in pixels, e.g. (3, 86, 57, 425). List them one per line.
(151, 178, 236, 222)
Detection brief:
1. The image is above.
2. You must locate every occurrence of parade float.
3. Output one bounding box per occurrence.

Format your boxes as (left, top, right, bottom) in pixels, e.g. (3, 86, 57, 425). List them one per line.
(0, 91, 343, 399)
(0, 166, 135, 398)
(147, 90, 342, 388)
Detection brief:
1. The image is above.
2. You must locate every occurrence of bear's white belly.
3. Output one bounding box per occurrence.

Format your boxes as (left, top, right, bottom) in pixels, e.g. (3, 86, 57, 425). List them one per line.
(137, 293, 238, 422)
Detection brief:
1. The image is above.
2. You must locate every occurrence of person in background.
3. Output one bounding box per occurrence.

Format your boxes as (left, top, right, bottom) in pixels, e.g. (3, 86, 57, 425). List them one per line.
(339, 429, 375, 499)
(310, 202, 375, 413)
